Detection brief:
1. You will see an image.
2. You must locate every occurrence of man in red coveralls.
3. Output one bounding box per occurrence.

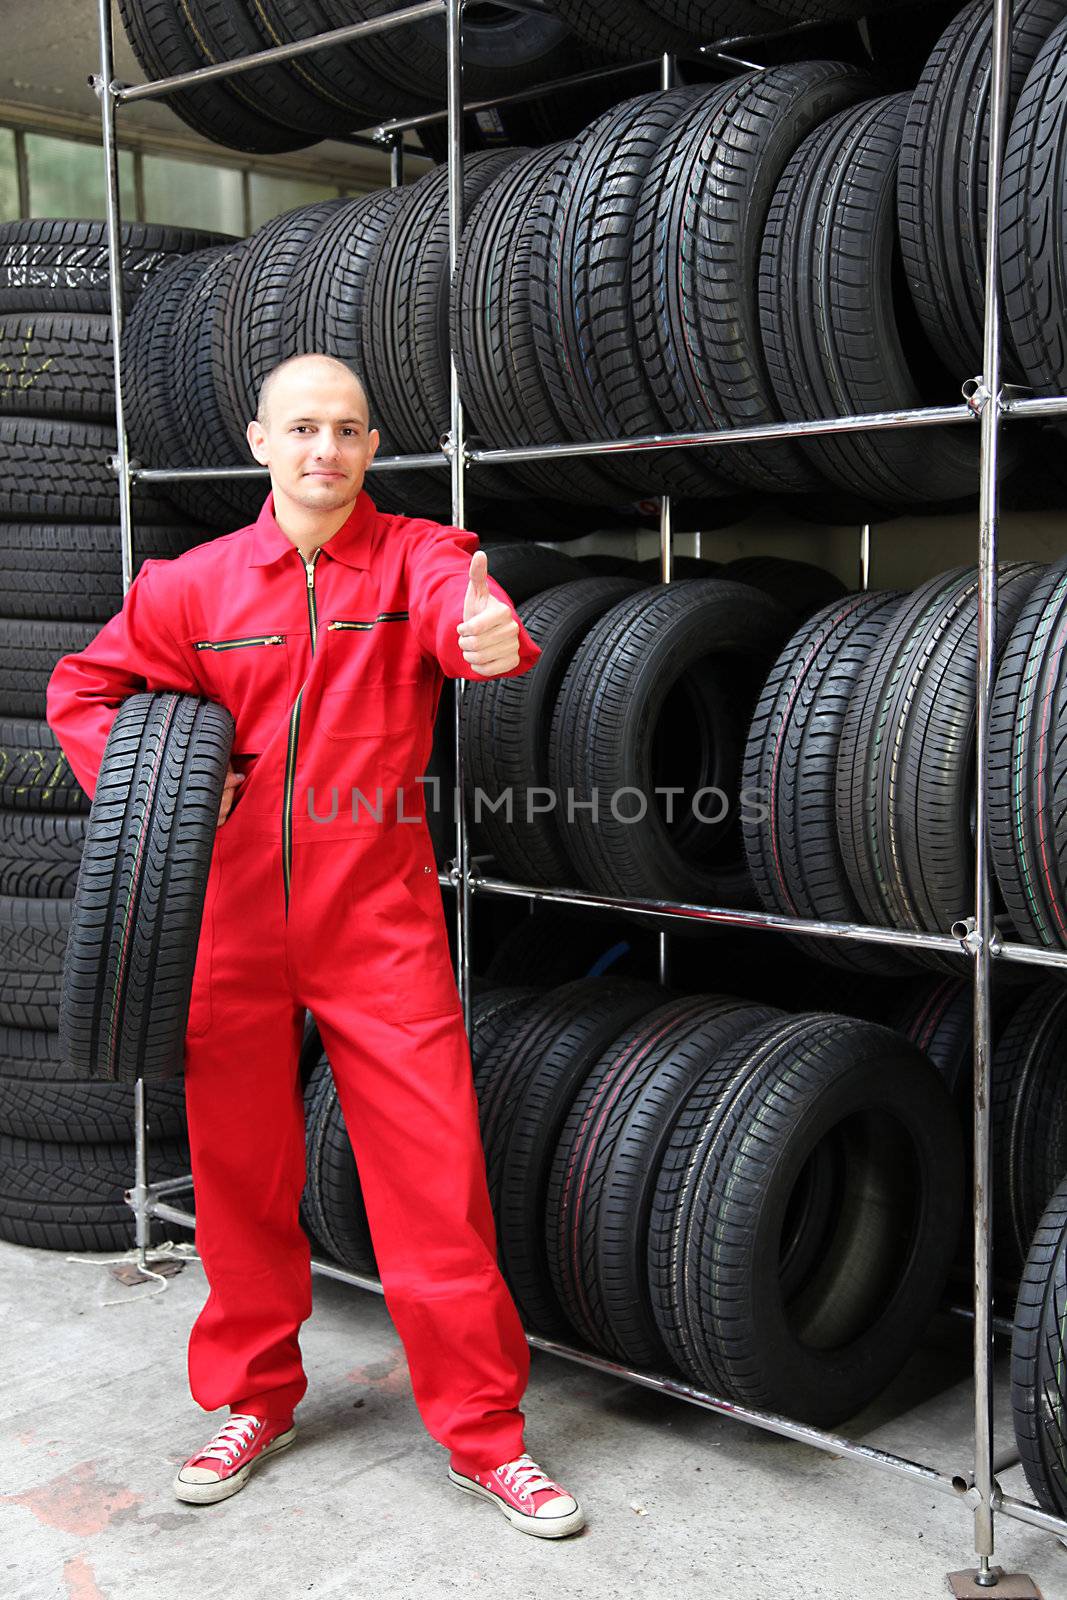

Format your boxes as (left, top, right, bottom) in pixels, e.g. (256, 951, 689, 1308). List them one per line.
(46, 353, 585, 1539)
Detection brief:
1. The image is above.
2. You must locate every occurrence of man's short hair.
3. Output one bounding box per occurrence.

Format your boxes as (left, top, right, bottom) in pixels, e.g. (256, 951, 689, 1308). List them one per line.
(255, 353, 371, 427)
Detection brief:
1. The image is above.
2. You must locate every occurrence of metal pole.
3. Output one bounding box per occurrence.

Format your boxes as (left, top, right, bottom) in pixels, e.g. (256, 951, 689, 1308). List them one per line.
(859, 523, 871, 590)
(659, 493, 673, 583)
(660, 53, 676, 91)
(445, 0, 472, 1032)
(93, 0, 149, 1274)
(130, 1079, 150, 1268)
(970, 0, 1013, 1581)
(658, 489, 672, 987)
(93, 3, 134, 593)
(390, 134, 405, 189)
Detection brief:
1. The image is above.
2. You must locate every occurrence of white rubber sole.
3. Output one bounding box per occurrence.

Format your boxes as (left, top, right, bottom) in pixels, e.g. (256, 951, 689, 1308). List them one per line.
(447, 1467, 586, 1538)
(174, 1425, 297, 1505)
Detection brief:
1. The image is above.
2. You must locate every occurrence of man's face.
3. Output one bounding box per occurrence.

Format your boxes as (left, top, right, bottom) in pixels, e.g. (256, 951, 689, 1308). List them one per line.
(246, 360, 380, 517)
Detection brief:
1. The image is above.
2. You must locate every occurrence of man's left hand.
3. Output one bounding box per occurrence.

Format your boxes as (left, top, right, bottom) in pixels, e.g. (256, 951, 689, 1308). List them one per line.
(457, 551, 521, 676)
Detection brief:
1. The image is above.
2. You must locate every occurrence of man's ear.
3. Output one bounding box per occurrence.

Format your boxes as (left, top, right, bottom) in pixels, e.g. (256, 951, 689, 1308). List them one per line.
(366, 427, 380, 466)
(246, 418, 269, 465)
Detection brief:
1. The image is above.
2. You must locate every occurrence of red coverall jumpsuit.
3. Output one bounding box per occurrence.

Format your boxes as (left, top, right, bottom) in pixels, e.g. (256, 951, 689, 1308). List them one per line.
(45, 489, 542, 1476)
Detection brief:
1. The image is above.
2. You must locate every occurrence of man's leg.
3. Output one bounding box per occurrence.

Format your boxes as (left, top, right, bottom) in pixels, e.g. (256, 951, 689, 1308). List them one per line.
(310, 999, 531, 1474)
(183, 837, 311, 1427)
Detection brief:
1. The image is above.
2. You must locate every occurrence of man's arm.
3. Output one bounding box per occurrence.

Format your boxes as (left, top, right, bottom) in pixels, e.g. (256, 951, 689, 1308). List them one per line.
(46, 559, 205, 802)
(405, 522, 541, 681)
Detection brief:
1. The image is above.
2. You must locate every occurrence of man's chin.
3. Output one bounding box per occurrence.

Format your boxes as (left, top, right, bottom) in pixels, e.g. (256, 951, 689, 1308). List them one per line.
(292, 480, 358, 509)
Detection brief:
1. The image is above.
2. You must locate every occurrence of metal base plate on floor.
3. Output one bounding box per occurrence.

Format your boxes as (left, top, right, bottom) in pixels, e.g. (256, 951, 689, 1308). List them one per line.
(947, 1570, 1042, 1598)
(110, 1258, 186, 1286)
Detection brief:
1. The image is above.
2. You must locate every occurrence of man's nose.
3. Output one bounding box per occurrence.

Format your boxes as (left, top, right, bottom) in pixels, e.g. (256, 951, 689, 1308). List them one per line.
(313, 431, 342, 458)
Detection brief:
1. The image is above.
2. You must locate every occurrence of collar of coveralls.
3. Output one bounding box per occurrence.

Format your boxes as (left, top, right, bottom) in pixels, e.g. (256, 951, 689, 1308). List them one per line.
(247, 487, 378, 570)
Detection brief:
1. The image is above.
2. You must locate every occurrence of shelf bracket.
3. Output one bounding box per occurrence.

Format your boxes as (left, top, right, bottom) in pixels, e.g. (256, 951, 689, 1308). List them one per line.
(963, 378, 992, 418)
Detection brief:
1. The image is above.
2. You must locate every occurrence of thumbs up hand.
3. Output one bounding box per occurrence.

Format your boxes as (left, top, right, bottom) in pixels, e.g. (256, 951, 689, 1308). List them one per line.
(457, 550, 521, 676)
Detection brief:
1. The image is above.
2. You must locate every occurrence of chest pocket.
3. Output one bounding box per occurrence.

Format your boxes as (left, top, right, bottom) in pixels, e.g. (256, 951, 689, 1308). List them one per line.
(320, 613, 420, 740)
(191, 632, 293, 754)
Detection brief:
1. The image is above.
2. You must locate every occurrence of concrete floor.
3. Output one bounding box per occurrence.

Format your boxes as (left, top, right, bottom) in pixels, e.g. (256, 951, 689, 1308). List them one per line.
(1, 1238, 1063, 1600)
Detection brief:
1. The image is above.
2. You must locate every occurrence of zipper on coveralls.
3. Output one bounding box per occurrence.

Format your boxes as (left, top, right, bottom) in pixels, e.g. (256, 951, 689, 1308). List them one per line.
(281, 550, 321, 916)
(326, 612, 409, 630)
(193, 634, 285, 651)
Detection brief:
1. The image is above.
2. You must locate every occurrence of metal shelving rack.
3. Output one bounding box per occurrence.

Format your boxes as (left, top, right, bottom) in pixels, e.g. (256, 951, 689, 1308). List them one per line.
(87, 0, 1067, 1585)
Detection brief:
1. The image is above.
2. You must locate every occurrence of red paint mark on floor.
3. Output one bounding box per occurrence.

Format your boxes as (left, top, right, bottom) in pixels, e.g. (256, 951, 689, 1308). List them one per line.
(63, 1553, 105, 1600)
(16, 1431, 34, 1446)
(2, 1461, 141, 1535)
(344, 1344, 409, 1395)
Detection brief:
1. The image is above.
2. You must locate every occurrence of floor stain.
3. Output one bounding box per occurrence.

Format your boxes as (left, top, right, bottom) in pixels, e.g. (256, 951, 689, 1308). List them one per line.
(2, 1461, 142, 1536)
(344, 1345, 409, 1396)
(62, 1552, 105, 1600)
(134, 1511, 193, 1532)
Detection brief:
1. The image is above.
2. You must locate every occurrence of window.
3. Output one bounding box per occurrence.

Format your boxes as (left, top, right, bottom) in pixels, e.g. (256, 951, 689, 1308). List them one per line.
(25, 133, 136, 220)
(0, 130, 16, 221)
(143, 154, 244, 235)
(0, 125, 382, 234)
(249, 173, 339, 232)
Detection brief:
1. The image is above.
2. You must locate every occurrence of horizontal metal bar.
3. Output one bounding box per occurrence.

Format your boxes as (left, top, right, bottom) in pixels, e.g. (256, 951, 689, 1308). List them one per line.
(994, 938, 1067, 971)
(310, 1257, 385, 1294)
(712, 51, 765, 71)
(116, 1, 445, 103)
(124, 387, 1067, 487)
(523, 1333, 964, 1498)
(993, 1490, 1067, 1540)
(374, 57, 665, 137)
(129, 453, 446, 485)
(944, 1304, 1015, 1341)
(468, 874, 969, 955)
(130, 465, 266, 483)
(1001, 393, 1067, 421)
(145, 1199, 195, 1230)
(698, 17, 830, 52)
(487, 0, 554, 14)
(467, 402, 976, 466)
(143, 1173, 194, 1198)
(450, 874, 1067, 971)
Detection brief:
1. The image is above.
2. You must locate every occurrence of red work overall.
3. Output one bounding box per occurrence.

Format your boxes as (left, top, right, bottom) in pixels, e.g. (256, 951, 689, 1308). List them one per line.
(46, 490, 541, 1475)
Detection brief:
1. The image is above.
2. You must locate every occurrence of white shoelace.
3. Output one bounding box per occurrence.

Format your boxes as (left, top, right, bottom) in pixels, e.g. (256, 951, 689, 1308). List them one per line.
(498, 1454, 559, 1502)
(196, 1414, 262, 1467)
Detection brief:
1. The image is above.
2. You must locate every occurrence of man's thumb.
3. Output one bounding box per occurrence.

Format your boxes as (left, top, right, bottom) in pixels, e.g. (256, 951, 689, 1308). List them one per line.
(463, 550, 490, 620)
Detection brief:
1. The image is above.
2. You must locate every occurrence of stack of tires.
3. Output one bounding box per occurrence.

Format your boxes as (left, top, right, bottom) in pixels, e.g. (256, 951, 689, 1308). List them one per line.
(743, 566, 1045, 972)
(117, 0, 598, 155)
(461, 557, 842, 907)
(0, 221, 234, 1253)
(119, 179, 531, 525)
(107, 11, 1067, 521)
(299, 974, 965, 1429)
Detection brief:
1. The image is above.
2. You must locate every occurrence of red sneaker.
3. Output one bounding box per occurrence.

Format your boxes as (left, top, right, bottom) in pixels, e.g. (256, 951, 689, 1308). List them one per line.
(448, 1452, 585, 1538)
(173, 1413, 296, 1505)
